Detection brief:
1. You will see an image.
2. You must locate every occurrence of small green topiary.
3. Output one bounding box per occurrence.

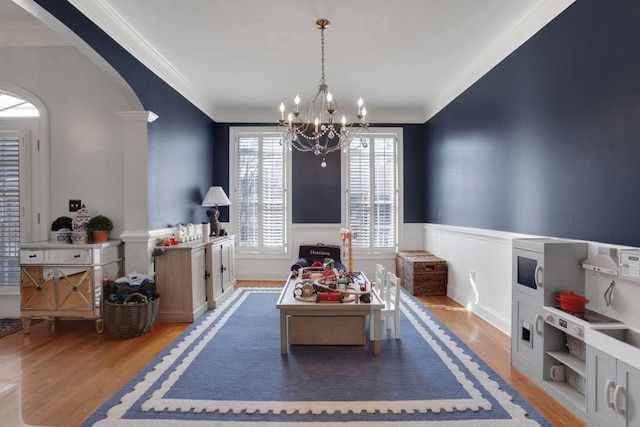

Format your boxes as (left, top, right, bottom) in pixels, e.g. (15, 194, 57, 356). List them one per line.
(87, 215, 113, 232)
(51, 216, 73, 231)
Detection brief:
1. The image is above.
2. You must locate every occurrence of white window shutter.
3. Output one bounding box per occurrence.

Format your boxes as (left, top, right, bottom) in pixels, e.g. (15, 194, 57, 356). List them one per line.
(347, 133, 397, 250)
(236, 133, 286, 253)
(0, 138, 21, 286)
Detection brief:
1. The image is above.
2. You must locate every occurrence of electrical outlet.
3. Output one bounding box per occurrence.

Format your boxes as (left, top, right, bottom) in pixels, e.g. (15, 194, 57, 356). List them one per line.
(69, 199, 81, 212)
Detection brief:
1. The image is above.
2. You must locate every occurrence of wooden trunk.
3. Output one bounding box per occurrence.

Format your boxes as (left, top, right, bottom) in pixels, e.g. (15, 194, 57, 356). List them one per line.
(396, 251, 448, 296)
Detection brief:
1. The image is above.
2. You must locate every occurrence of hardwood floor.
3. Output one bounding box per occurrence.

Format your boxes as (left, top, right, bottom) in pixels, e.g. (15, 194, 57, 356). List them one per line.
(0, 281, 585, 427)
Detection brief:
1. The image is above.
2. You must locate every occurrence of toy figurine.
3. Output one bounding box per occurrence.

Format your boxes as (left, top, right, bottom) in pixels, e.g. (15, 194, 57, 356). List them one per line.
(208, 209, 220, 237)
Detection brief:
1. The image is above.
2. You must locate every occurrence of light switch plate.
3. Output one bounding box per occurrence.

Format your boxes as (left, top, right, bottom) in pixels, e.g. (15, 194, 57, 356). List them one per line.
(69, 199, 81, 212)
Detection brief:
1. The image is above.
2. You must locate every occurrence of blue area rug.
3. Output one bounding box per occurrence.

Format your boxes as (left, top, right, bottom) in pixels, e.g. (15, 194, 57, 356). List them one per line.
(84, 287, 550, 426)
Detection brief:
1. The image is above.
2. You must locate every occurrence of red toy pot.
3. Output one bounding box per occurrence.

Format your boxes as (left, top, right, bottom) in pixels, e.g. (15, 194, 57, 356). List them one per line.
(556, 291, 589, 313)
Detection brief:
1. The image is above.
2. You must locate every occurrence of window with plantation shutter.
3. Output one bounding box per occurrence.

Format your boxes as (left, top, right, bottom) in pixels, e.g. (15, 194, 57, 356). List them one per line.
(233, 129, 288, 254)
(0, 137, 20, 286)
(344, 129, 401, 253)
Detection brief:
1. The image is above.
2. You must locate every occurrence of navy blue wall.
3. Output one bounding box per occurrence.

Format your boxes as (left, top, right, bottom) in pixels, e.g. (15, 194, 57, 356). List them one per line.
(35, 0, 216, 229)
(426, 0, 640, 246)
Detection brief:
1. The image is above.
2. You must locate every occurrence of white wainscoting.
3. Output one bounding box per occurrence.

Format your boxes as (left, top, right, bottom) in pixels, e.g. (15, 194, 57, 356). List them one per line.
(153, 223, 539, 336)
(233, 222, 528, 336)
(424, 224, 535, 336)
(235, 224, 419, 282)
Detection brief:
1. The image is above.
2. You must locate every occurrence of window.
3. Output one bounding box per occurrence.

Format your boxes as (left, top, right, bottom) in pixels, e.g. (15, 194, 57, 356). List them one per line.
(343, 128, 402, 253)
(0, 93, 39, 118)
(231, 128, 289, 254)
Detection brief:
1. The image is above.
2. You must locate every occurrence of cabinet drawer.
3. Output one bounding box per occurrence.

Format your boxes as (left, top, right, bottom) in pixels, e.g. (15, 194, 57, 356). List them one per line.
(20, 250, 45, 264)
(54, 249, 91, 264)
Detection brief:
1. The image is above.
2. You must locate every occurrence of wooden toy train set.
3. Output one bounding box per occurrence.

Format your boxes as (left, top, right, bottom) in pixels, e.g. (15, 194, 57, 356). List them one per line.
(291, 258, 372, 304)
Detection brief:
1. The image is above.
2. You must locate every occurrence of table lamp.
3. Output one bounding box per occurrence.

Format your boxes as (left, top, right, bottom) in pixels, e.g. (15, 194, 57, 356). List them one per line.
(202, 186, 231, 237)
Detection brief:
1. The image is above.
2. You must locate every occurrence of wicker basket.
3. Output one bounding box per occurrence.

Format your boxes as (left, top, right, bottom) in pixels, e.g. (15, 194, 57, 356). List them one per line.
(396, 251, 448, 296)
(104, 293, 159, 339)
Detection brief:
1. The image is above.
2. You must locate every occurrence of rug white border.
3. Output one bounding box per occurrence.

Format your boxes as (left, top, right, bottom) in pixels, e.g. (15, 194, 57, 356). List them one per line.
(90, 287, 543, 426)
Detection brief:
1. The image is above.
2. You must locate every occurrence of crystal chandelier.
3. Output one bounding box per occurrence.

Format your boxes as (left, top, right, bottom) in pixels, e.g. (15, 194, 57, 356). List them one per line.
(278, 19, 369, 168)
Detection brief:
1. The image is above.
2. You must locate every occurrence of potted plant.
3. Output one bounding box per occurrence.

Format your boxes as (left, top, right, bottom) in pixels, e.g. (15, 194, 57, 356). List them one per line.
(87, 215, 113, 242)
(51, 216, 73, 243)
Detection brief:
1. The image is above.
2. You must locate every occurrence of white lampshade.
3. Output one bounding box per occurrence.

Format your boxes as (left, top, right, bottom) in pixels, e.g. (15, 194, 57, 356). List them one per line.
(202, 186, 231, 207)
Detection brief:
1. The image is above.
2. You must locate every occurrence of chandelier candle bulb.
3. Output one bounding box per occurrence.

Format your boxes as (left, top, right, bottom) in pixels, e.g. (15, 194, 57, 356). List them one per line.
(279, 103, 285, 120)
(294, 95, 300, 113)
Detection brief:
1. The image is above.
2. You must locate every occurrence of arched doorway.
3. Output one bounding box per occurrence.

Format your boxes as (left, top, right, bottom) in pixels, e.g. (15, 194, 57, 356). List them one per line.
(0, 84, 49, 297)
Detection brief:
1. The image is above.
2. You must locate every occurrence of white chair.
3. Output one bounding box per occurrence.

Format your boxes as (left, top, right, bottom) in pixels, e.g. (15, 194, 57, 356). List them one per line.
(371, 263, 386, 298)
(370, 271, 401, 340)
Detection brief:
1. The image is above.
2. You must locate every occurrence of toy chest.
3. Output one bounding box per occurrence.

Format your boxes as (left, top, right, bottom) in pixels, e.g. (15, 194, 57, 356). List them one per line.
(396, 251, 448, 296)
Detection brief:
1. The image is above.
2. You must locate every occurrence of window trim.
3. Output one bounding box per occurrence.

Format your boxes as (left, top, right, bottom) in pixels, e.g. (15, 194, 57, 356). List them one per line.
(341, 127, 403, 256)
(229, 126, 292, 258)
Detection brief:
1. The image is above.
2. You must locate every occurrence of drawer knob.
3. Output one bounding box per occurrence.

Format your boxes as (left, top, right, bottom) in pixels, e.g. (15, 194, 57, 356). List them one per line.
(74, 254, 81, 258)
(29, 254, 36, 258)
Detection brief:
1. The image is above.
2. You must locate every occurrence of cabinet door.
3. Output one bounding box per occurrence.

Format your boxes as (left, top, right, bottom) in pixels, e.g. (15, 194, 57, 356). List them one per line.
(221, 241, 233, 289)
(511, 289, 543, 378)
(21, 266, 56, 310)
(617, 360, 640, 427)
(191, 246, 207, 311)
(57, 267, 94, 310)
(588, 346, 618, 426)
(212, 244, 223, 300)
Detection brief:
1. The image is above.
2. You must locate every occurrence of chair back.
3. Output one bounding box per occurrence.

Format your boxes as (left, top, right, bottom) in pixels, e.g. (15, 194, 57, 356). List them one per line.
(373, 264, 386, 296)
(386, 272, 401, 310)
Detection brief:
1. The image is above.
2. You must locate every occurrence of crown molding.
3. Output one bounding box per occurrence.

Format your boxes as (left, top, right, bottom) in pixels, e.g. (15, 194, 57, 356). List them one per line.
(213, 106, 427, 125)
(64, 0, 574, 125)
(66, 0, 214, 119)
(423, 0, 575, 122)
(117, 111, 159, 123)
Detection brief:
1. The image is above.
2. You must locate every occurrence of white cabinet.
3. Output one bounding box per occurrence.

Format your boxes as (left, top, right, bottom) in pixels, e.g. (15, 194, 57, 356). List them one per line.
(154, 241, 208, 322)
(20, 240, 123, 333)
(207, 235, 235, 308)
(588, 346, 640, 426)
(154, 236, 235, 321)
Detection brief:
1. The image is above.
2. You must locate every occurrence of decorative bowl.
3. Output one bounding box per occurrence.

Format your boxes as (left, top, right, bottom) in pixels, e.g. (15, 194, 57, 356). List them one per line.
(56, 228, 72, 243)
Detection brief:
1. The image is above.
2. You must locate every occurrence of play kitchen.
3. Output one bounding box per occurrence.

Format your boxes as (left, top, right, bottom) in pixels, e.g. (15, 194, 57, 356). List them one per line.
(511, 238, 640, 426)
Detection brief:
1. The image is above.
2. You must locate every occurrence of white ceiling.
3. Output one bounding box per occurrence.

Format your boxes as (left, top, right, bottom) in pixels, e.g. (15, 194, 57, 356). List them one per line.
(4, 0, 574, 123)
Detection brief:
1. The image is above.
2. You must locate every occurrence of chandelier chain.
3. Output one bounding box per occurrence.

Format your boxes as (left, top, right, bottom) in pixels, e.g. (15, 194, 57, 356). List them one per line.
(320, 25, 325, 86)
